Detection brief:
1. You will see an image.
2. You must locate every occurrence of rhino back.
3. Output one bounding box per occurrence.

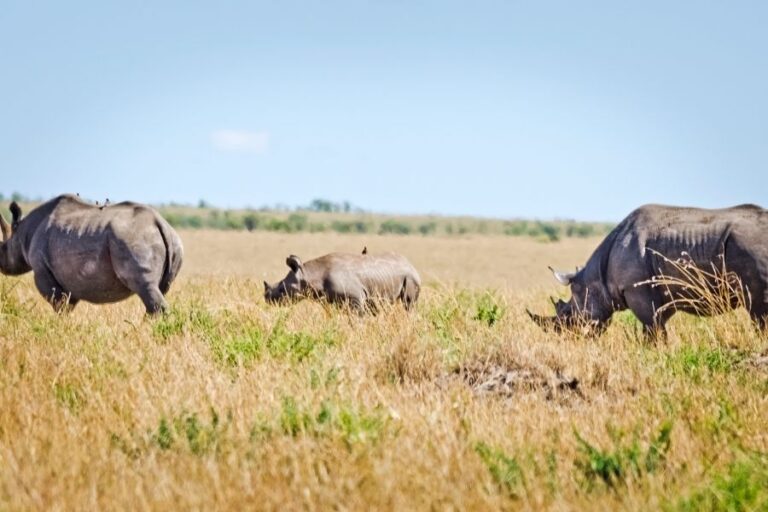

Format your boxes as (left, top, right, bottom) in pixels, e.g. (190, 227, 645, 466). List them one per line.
(618, 205, 765, 260)
(605, 204, 768, 299)
(305, 252, 419, 300)
(353, 253, 420, 298)
(28, 196, 175, 303)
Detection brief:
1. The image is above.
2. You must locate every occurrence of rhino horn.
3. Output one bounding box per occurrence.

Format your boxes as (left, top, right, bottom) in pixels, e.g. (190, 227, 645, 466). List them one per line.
(0, 213, 9, 242)
(548, 266, 576, 286)
(526, 309, 559, 331)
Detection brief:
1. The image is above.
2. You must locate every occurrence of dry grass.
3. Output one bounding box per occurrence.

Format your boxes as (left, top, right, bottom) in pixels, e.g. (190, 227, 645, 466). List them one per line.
(1, 231, 767, 510)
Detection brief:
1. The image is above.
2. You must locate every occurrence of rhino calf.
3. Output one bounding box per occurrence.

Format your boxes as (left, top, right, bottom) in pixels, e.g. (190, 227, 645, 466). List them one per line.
(528, 203, 768, 339)
(0, 194, 183, 314)
(264, 252, 421, 312)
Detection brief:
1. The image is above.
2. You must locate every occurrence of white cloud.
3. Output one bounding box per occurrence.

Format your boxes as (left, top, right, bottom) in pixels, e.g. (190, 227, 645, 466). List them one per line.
(211, 130, 269, 154)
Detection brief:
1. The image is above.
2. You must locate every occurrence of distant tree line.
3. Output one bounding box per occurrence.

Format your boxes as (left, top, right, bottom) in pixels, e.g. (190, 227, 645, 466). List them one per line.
(160, 206, 613, 241)
(0, 194, 613, 241)
(0, 192, 33, 203)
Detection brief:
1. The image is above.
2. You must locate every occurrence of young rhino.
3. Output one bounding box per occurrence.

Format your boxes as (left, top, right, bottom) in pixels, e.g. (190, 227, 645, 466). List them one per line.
(264, 252, 421, 312)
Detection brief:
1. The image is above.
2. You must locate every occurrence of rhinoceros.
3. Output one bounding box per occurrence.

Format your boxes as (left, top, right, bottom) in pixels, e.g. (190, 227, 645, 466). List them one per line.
(0, 194, 183, 313)
(263, 251, 421, 311)
(528, 204, 768, 338)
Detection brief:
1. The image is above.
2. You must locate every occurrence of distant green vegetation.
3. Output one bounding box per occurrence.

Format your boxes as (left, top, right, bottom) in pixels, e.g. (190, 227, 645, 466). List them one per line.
(156, 199, 613, 240)
(158, 208, 612, 240)
(0, 193, 614, 241)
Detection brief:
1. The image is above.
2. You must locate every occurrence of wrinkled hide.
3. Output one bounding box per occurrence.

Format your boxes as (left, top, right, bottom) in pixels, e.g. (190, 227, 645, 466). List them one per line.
(529, 204, 768, 338)
(0, 194, 183, 313)
(264, 251, 421, 312)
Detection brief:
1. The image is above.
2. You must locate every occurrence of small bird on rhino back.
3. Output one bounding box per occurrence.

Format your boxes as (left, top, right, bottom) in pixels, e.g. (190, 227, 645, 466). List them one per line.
(0, 194, 183, 314)
(263, 251, 421, 312)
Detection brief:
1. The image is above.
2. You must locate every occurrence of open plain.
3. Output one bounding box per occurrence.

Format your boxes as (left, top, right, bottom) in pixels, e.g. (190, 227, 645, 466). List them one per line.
(1, 230, 766, 510)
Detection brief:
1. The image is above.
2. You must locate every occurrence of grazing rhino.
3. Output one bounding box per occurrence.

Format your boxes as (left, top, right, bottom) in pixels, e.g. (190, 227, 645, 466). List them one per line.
(527, 204, 768, 339)
(0, 194, 183, 314)
(264, 251, 421, 311)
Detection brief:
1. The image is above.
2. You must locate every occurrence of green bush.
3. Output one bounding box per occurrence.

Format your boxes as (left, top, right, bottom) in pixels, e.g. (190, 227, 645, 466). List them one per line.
(150, 408, 228, 455)
(379, 220, 412, 235)
(574, 422, 673, 490)
(211, 318, 340, 366)
(331, 220, 371, 234)
(243, 214, 261, 231)
(418, 222, 437, 236)
(673, 456, 768, 512)
(474, 441, 526, 498)
(474, 293, 504, 326)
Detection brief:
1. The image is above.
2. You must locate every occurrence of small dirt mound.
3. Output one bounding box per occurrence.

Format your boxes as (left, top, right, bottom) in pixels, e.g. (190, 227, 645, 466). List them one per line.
(744, 352, 768, 370)
(453, 362, 581, 401)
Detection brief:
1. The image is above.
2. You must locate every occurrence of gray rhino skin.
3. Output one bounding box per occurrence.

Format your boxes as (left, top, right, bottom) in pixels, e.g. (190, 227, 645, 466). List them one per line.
(528, 204, 768, 338)
(264, 251, 421, 311)
(0, 194, 183, 313)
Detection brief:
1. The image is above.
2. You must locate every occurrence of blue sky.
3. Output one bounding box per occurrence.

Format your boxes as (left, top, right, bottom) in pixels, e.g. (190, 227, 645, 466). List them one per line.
(1, 1, 766, 221)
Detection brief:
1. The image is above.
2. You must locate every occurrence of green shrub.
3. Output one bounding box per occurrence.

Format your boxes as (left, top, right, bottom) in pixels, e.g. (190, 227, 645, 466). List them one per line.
(473, 292, 504, 326)
(418, 222, 437, 236)
(54, 382, 85, 412)
(574, 422, 673, 490)
(379, 220, 412, 235)
(152, 303, 216, 342)
(243, 213, 261, 231)
(672, 455, 768, 512)
(474, 441, 526, 498)
(503, 221, 528, 236)
(664, 346, 744, 382)
(277, 397, 389, 447)
(211, 319, 340, 366)
(151, 408, 228, 455)
(331, 220, 371, 234)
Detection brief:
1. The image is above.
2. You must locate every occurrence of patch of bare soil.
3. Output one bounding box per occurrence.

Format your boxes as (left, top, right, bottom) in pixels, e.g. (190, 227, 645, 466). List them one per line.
(744, 351, 768, 370)
(452, 361, 582, 402)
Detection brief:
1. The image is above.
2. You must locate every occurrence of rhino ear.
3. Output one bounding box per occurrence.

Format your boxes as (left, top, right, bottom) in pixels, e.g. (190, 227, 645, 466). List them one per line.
(9, 202, 22, 229)
(286, 255, 304, 274)
(263, 281, 271, 292)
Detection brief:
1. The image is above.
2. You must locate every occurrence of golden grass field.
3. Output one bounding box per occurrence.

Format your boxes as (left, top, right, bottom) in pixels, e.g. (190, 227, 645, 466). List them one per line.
(1, 230, 767, 510)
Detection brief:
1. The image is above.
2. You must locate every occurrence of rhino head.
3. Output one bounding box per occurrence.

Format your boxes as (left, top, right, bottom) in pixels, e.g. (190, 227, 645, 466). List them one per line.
(0, 202, 30, 275)
(527, 265, 613, 336)
(263, 255, 308, 304)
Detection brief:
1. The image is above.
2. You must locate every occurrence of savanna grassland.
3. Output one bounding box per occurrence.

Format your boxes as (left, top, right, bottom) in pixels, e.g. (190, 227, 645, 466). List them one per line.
(1, 231, 767, 511)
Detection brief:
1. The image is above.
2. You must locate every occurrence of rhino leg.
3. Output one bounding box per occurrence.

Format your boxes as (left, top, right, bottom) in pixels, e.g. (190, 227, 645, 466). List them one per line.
(137, 287, 169, 315)
(324, 278, 368, 314)
(624, 288, 669, 342)
(113, 265, 168, 315)
(34, 267, 79, 313)
(748, 303, 768, 332)
(109, 239, 169, 314)
(336, 292, 367, 314)
(641, 322, 668, 343)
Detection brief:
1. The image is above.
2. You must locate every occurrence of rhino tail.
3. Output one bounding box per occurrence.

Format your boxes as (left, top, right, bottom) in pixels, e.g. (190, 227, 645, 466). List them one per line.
(156, 219, 183, 294)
